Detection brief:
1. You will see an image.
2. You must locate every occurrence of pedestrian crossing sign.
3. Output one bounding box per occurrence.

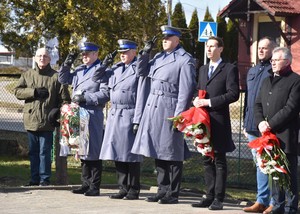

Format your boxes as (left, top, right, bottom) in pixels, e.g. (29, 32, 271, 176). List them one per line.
(198, 22, 218, 42)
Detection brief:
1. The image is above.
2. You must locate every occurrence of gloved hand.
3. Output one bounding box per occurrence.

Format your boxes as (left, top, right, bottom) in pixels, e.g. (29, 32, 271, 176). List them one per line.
(64, 52, 79, 66)
(48, 108, 60, 127)
(102, 50, 117, 67)
(142, 36, 157, 55)
(133, 124, 139, 135)
(72, 94, 86, 104)
(34, 87, 49, 99)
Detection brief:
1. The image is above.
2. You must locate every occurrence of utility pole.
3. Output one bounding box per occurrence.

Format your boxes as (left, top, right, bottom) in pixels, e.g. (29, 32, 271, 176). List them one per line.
(167, 0, 172, 26)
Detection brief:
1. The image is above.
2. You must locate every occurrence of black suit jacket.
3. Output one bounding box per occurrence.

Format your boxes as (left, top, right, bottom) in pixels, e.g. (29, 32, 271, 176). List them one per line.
(197, 62, 240, 153)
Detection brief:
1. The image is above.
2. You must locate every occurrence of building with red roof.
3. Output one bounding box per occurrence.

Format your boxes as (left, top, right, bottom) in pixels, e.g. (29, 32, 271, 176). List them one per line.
(219, 0, 300, 90)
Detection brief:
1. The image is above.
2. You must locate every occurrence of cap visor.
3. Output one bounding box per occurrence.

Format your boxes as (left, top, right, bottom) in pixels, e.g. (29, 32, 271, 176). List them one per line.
(118, 48, 130, 52)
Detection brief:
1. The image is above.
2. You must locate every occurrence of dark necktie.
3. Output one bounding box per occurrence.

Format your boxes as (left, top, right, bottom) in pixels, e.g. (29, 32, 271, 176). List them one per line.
(208, 65, 214, 79)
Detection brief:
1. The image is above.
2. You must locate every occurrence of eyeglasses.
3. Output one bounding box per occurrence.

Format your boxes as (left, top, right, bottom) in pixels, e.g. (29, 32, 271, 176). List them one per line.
(35, 55, 49, 58)
(270, 59, 288, 63)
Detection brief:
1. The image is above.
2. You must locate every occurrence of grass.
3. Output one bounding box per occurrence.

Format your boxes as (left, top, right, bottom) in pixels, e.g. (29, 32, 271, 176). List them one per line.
(0, 66, 24, 75)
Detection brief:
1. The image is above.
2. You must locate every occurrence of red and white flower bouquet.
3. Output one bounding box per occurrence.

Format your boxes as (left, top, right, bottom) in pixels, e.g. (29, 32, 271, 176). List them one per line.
(168, 90, 213, 159)
(60, 102, 90, 158)
(248, 131, 290, 190)
(60, 102, 80, 147)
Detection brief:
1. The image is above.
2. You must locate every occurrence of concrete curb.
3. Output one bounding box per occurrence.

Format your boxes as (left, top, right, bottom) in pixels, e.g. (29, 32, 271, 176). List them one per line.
(0, 184, 251, 207)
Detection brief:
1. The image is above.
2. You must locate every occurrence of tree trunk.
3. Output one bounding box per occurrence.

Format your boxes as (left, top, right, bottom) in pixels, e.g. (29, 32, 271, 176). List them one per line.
(54, 127, 68, 185)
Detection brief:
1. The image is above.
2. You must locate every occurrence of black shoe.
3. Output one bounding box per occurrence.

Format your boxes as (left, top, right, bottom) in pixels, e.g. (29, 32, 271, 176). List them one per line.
(24, 181, 39, 186)
(191, 197, 213, 208)
(110, 192, 127, 199)
(208, 199, 223, 210)
(123, 194, 139, 200)
(39, 181, 50, 186)
(145, 195, 164, 202)
(84, 189, 100, 196)
(72, 186, 89, 194)
(158, 196, 178, 204)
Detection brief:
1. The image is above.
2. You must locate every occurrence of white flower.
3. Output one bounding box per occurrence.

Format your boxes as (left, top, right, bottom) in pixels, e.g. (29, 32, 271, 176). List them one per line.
(69, 136, 80, 146)
(182, 128, 189, 133)
(270, 160, 277, 166)
(187, 125, 193, 130)
(193, 128, 203, 135)
(204, 146, 212, 153)
(196, 147, 205, 155)
(195, 137, 209, 144)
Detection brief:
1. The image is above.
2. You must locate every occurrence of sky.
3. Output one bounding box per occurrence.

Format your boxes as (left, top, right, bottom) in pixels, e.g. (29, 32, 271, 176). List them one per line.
(171, 0, 232, 25)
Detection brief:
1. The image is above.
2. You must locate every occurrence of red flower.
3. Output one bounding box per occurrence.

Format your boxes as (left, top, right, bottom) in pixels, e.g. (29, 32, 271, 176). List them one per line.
(195, 134, 204, 139)
(186, 132, 193, 137)
(168, 90, 213, 159)
(248, 131, 290, 190)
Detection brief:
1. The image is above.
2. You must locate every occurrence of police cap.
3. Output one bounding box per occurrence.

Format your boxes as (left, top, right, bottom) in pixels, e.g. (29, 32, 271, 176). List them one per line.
(160, 25, 181, 38)
(117, 39, 137, 52)
(79, 42, 100, 51)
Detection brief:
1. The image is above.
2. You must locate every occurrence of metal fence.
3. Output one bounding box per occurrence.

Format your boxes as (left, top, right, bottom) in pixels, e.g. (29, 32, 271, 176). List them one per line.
(0, 75, 256, 189)
(0, 55, 33, 68)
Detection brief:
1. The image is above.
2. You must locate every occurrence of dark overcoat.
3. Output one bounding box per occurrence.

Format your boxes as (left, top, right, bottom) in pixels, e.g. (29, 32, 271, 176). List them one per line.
(244, 62, 272, 132)
(197, 62, 240, 153)
(254, 70, 300, 154)
(99, 60, 144, 162)
(58, 62, 109, 160)
(131, 47, 196, 161)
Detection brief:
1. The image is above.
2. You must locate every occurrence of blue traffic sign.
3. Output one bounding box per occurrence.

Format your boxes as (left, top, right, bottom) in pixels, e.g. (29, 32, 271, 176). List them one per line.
(198, 22, 218, 42)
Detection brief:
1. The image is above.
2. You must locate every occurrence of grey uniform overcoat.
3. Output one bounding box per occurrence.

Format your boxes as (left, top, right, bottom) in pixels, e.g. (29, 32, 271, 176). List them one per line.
(131, 46, 196, 161)
(100, 60, 145, 162)
(58, 61, 109, 160)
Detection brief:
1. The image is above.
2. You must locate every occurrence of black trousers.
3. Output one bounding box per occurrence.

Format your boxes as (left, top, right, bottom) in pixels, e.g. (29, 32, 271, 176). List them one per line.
(81, 159, 102, 190)
(155, 159, 183, 198)
(203, 153, 227, 202)
(115, 161, 140, 196)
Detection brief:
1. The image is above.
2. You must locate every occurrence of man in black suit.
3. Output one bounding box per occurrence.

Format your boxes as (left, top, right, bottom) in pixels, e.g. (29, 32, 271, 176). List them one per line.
(191, 36, 240, 210)
(255, 47, 300, 214)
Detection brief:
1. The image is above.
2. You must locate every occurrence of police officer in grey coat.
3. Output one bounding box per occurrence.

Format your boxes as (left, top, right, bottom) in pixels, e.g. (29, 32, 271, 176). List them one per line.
(131, 26, 196, 204)
(58, 42, 109, 196)
(98, 39, 145, 200)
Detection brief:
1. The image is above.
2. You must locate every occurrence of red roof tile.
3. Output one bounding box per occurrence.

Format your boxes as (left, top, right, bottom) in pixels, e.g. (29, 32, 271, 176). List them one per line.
(256, 0, 300, 15)
(218, 0, 300, 17)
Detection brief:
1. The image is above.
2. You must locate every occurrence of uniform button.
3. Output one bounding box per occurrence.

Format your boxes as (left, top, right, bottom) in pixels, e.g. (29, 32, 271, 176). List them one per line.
(269, 91, 272, 95)
(267, 102, 269, 106)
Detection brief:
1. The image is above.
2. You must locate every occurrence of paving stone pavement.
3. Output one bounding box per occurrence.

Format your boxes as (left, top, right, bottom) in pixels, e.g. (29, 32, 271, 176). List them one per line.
(0, 185, 250, 214)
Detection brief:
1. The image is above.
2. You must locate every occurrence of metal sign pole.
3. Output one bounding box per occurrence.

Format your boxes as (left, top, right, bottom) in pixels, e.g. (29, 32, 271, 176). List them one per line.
(204, 42, 207, 65)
